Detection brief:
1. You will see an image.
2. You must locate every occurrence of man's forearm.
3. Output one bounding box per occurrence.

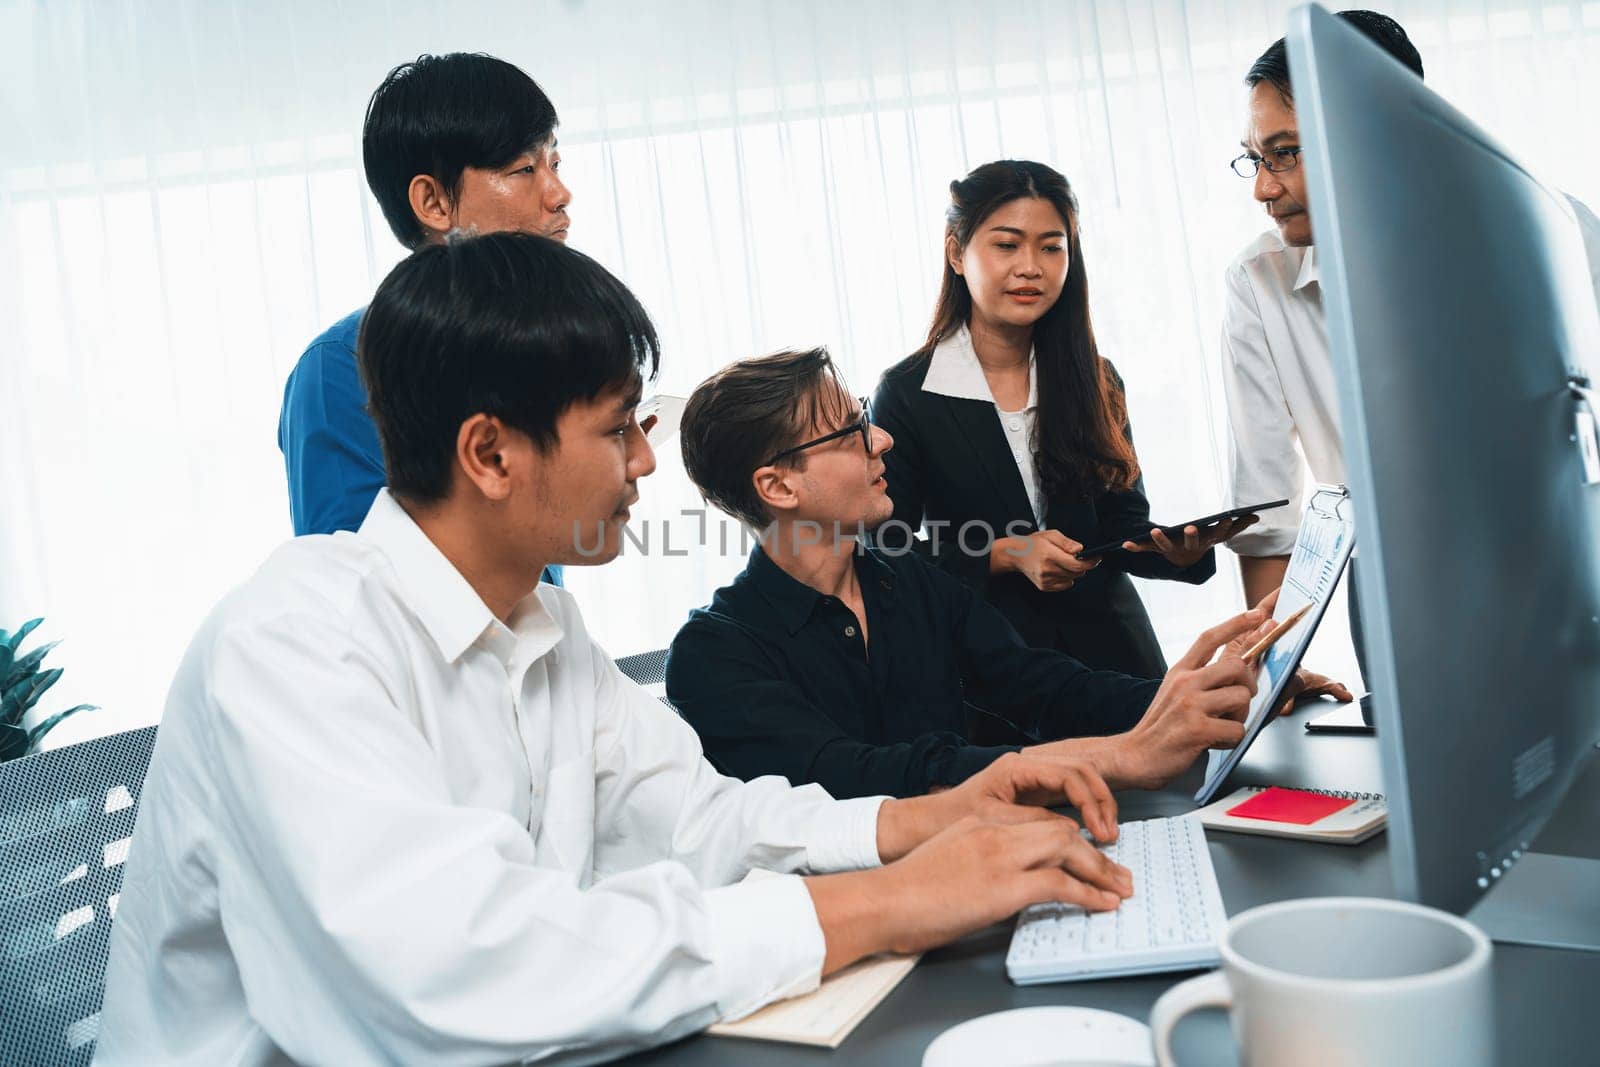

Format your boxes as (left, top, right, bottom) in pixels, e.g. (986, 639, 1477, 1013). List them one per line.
(1239, 554, 1290, 608)
(1023, 735, 1138, 791)
(874, 792, 959, 863)
(804, 869, 896, 975)
(811, 798, 968, 976)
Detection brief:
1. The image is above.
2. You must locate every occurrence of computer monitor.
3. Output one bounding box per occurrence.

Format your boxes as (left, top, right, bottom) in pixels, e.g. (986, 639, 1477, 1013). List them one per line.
(1288, 3, 1600, 950)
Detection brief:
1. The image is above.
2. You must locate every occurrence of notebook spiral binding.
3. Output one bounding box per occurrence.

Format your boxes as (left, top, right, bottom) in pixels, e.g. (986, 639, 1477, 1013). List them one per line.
(1241, 785, 1385, 801)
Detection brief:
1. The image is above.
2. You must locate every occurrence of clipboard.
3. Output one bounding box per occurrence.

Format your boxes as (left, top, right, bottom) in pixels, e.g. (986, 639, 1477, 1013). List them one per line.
(639, 393, 688, 447)
(1194, 485, 1357, 805)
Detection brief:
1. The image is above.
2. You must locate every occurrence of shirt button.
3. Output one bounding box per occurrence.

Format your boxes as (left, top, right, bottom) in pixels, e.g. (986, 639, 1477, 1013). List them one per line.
(844, 625, 857, 637)
(1009, 416, 1023, 431)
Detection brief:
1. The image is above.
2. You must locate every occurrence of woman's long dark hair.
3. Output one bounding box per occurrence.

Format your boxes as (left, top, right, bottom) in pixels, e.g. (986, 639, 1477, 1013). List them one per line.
(919, 159, 1139, 500)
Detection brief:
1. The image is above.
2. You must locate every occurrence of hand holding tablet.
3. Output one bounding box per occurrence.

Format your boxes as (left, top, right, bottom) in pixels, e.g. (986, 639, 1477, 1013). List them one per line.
(1076, 499, 1289, 561)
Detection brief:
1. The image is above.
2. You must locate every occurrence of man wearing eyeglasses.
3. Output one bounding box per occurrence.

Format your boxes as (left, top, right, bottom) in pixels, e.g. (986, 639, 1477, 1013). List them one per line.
(1222, 11, 1429, 612)
(665, 347, 1286, 801)
(1221, 10, 1600, 700)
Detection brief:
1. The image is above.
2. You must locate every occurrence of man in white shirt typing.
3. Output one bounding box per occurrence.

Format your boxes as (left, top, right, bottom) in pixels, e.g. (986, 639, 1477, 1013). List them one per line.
(1221, 10, 1600, 693)
(95, 232, 1229, 1065)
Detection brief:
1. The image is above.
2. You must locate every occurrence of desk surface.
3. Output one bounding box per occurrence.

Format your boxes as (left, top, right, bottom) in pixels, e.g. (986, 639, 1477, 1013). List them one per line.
(630, 707, 1600, 1066)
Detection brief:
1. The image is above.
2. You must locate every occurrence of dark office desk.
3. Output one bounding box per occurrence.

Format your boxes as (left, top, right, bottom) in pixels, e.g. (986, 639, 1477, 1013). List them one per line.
(632, 708, 1600, 1066)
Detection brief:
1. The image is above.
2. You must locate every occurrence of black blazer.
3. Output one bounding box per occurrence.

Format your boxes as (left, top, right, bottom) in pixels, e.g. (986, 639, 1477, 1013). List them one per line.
(870, 349, 1214, 679)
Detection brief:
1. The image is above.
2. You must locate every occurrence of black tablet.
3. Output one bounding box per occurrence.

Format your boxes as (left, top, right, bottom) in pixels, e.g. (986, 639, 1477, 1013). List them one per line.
(1075, 499, 1290, 560)
(1304, 696, 1377, 735)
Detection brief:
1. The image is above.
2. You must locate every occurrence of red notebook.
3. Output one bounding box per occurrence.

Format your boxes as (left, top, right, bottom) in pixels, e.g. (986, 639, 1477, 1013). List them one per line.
(1197, 785, 1387, 844)
(1226, 786, 1355, 825)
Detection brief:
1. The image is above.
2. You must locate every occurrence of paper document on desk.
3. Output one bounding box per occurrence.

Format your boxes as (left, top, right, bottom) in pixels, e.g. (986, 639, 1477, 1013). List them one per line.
(707, 950, 919, 1048)
(706, 869, 918, 1047)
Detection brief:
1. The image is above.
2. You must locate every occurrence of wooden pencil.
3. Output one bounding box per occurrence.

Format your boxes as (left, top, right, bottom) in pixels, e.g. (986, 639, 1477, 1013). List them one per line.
(1242, 602, 1313, 667)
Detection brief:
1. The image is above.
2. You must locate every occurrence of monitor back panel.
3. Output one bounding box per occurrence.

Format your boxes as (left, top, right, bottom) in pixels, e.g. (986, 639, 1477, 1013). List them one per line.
(1290, 3, 1600, 915)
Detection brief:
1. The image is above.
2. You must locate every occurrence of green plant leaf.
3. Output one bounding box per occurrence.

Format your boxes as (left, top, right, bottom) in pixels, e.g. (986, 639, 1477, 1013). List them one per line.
(4, 640, 61, 688)
(1, 689, 24, 728)
(2, 665, 59, 722)
(1, 669, 25, 700)
(26, 705, 98, 751)
(16, 668, 63, 716)
(0, 723, 29, 763)
(0, 668, 60, 722)
(0, 643, 12, 679)
(5, 618, 42, 654)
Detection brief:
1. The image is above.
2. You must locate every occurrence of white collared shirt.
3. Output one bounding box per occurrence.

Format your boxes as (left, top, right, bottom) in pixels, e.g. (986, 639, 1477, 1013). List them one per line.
(97, 490, 884, 1067)
(1221, 197, 1600, 556)
(1219, 233, 1340, 556)
(923, 325, 1045, 525)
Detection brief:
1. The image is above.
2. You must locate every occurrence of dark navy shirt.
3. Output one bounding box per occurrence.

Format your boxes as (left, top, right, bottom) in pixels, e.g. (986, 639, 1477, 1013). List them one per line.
(666, 545, 1156, 799)
(278, 308, 562, 583)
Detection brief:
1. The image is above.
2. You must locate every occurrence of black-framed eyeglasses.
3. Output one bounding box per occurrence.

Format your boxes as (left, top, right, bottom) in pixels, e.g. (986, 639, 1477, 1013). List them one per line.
(1230, 146, 1304, 177)
(763, 397, 872, 466)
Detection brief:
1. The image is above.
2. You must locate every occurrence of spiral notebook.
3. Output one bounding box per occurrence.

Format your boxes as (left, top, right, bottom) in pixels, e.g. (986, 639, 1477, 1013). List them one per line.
(1196, 785, 1387, 845)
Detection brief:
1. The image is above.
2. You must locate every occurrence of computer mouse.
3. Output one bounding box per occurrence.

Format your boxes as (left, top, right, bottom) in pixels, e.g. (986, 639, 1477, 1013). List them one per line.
(922, 1005, 1154, 1066)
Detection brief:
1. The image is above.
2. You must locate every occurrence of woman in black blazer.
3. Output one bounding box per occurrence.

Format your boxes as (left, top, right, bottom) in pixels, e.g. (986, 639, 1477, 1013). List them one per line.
(871, 160, 1251, 679)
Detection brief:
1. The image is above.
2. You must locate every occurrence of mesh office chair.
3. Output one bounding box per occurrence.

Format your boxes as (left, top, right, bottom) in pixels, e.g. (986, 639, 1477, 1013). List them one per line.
(614, 648, 668, 688)
(0, 727, 157, 1066)
(615, 649, 682, 714)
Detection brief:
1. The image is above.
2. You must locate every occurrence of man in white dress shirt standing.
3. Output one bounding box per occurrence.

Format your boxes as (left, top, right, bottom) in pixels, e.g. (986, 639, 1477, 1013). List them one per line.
(94, 232, 1246, 1065)
(1221, 10, 1600, 704)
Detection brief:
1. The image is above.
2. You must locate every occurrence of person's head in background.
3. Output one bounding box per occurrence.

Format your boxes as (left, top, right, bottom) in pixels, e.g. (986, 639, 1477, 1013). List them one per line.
(926, 159, 1138, 505)
(364, 52, 571, 251)
(1239, 10, 1424, 247)
(681, 348, 893, 554)
(358, 233, 657, 599)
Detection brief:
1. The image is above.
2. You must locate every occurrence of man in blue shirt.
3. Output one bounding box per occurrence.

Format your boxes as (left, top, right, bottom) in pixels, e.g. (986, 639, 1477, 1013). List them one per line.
(279, 52, 571, 583)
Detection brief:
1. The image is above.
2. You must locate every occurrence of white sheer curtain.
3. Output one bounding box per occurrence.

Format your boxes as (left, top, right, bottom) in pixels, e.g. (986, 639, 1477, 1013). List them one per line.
(4, 0, 1598, 745)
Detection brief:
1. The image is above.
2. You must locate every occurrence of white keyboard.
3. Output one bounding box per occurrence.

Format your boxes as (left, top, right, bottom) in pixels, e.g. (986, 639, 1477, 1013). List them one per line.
(1006, 815, 1228, 984)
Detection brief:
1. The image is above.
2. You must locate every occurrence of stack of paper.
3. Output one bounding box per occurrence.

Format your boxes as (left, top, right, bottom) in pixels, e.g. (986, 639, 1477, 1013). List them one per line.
(708, 950, 919, 1048)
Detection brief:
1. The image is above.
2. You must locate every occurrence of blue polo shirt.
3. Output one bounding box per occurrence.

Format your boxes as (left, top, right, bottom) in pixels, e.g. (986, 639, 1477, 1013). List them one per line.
(278, 308, 563, 585)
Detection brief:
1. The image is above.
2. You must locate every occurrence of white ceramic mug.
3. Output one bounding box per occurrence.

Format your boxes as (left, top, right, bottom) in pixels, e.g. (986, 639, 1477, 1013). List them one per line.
(1149, 896, 1492, 1066)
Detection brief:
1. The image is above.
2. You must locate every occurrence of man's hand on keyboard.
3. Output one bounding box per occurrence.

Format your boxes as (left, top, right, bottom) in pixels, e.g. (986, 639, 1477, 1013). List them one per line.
(875, 754, 1119, 862)
(1103, 608, 1266, 790)
(874, 816, 1133, 958)
(953, 752, 1120, 842)
(816, 757, 1132, 976)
